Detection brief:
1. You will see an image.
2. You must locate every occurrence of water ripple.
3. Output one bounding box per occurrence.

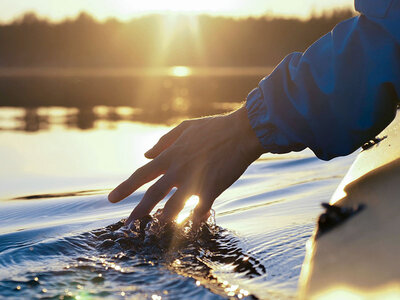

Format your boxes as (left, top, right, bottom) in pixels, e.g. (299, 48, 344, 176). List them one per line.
(0, 211, 264, 299)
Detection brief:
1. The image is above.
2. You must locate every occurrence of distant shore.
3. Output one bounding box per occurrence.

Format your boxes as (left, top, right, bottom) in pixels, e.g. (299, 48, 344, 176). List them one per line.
(0, 66, 273, 78)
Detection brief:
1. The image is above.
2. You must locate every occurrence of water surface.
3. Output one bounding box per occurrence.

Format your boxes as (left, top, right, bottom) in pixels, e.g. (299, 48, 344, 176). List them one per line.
(0, 108, 356, 299)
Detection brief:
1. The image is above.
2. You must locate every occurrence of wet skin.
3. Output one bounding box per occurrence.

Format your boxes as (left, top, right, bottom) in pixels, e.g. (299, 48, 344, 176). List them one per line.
(108, 106, 265, 225)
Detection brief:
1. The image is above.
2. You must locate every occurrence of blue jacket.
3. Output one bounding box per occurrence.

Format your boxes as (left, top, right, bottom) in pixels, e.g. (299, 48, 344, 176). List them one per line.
(246, 0, 400, 160)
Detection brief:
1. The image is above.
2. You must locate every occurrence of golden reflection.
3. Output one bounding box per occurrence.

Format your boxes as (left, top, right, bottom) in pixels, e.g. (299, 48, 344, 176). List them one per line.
(115, 106, 138, 116)
(172, 97, 189, 112)
(313, 284, 400, 300)
(218, 279, 249, 298)
(0, 119, 168, 201)
(175, 195, 199, 223)
(170, 66, 192, 77)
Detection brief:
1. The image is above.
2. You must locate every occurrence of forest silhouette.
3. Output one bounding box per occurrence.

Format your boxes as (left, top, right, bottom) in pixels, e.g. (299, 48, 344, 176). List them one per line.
(0, 10, 355, 129)
(0, 10, 354, 68)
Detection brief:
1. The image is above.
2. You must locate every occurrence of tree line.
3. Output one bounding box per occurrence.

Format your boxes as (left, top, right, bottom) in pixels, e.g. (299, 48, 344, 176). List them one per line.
(0, 10, 355, 68)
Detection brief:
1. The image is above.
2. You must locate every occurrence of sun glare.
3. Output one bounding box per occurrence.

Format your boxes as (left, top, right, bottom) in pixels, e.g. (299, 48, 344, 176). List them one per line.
(0, 0, 355, 23)
(176, 195, 200, 224)
(119, 0, 236, 14)
(170, 66, 192, 77)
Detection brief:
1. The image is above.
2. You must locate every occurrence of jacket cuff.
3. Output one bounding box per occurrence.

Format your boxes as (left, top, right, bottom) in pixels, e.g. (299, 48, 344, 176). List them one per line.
(245, 87, 270, 147)
(245, 86, 305, 154)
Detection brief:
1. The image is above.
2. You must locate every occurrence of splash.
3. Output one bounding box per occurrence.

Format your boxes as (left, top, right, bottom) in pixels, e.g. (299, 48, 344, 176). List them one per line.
(91, 209, 265, 298)
(2, 210, 264, 299)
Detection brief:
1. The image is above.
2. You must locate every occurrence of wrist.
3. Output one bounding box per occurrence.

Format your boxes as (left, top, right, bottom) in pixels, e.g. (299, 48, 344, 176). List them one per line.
(230, 106, 265, 159)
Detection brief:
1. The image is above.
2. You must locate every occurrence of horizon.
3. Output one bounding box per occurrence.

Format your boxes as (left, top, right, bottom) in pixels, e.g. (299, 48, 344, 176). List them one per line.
(2, 8, 356, 26)
(0, 0, 354, 23)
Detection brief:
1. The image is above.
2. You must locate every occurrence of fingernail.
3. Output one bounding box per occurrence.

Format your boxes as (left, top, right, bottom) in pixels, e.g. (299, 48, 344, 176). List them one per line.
(107, 192, 115, 203)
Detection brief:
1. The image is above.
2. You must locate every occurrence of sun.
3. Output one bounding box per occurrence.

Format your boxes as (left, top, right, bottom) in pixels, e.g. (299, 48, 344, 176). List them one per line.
(169, 66, 192, 77)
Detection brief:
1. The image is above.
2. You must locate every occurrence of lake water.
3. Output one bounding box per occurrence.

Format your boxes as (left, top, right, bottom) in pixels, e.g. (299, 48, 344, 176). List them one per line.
(0, 105, 357, 299)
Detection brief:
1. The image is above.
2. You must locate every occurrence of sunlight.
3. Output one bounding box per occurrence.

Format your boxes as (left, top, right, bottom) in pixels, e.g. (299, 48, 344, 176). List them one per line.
(170, 66, 192, 77)
(0, 0, 355, 23)
(154, 14, 204, 69)
(118, 0, 236, 14)
(314, 284, 400, 300)
(176, 195, 200, 224)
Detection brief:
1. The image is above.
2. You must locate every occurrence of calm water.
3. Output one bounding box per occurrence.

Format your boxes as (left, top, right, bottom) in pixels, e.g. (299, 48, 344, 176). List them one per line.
(0, 107, 356, 299)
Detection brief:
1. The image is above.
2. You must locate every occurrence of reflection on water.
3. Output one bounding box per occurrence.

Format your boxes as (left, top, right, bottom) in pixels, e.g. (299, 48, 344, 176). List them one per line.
(0, 67, 270, 113)
(0, 68, 357, 298)
(0, 211, 264, 299)
(0, 116, 356, 298)
(0, 66, 269, 131)
(0, 67, 273, 78)
(0, 104, 241, 132)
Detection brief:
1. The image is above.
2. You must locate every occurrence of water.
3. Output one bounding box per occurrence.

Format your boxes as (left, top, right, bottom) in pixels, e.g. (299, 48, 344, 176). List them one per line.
(0, 107, 356, 299)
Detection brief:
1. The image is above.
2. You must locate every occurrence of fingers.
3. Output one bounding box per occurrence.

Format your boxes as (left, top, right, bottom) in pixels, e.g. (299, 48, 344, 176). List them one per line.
(192, 191, 215, 225)
(145, 121, 189, 159)
(159, 186, 191, 222)
(108, 157, 166, 203)
(125, 174, 174, 225)
(193, 202, 213, 224)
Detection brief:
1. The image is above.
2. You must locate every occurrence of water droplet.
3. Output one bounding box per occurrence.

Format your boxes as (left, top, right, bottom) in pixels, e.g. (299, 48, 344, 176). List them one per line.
(174, 259, 181, 265)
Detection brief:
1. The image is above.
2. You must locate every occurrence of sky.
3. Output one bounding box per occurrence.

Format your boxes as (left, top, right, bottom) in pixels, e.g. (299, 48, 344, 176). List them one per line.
(0, 0, 354, 23)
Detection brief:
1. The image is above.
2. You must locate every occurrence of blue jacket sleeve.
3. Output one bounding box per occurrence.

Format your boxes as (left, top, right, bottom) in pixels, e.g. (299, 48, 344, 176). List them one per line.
(246, 0, 400, 160)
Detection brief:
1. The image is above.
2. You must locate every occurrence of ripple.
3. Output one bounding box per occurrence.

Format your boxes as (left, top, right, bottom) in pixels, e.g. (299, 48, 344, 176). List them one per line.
(0, 210, 264, 299)
(10, 189, 109, 201)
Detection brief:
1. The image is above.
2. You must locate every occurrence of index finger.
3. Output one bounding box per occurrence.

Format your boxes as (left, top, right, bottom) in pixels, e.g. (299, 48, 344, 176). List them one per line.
(108, 156, 167, 203)
(145, 120, 189, 159)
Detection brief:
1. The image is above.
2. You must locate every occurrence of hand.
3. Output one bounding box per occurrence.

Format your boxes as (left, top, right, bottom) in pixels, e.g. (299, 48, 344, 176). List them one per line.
(108, 106, 265, 225)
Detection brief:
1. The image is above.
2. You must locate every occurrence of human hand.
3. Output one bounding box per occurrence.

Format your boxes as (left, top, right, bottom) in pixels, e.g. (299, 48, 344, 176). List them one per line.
(108, 106, 265, 226)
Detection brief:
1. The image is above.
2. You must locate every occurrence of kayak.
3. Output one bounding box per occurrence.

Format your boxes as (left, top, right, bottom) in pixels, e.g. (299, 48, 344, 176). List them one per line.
(298, 111, 400, 299)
